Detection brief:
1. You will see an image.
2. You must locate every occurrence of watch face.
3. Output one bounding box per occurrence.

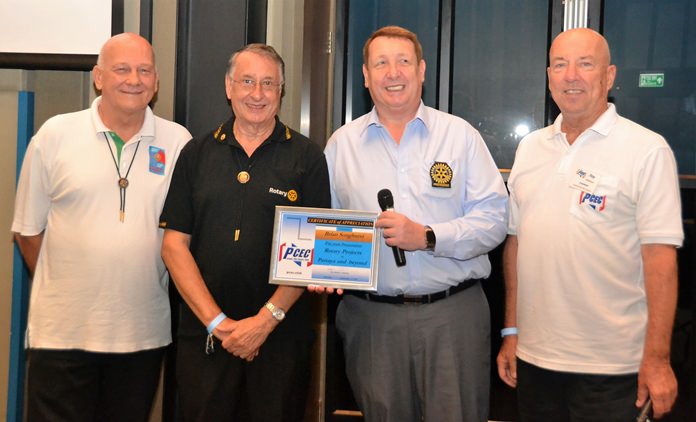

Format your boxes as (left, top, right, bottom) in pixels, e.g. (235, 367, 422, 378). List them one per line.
(273, 308, 286, 321)
(425, 227, 436, 249)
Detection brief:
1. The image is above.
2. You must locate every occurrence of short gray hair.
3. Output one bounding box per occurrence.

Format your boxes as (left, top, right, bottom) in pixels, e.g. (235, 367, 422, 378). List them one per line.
(226, 43, 285, 97)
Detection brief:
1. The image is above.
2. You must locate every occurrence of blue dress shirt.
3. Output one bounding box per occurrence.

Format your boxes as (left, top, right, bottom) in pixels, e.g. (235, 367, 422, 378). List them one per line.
(325, 102, 508, 296)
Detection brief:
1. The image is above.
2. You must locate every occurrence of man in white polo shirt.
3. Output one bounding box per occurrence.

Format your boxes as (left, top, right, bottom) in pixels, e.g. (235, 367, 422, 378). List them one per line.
(496, 28, 683, 421)
(12, 33, 191, 421)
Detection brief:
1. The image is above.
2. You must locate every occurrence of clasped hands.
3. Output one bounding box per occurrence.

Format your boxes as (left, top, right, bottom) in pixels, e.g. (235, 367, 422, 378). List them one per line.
(211, 311, 277, 362)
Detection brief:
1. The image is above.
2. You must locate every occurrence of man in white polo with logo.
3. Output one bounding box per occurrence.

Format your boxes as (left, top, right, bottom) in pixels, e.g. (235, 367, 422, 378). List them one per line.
(12, 33, 191, 421)
(497, 28, 683, 421)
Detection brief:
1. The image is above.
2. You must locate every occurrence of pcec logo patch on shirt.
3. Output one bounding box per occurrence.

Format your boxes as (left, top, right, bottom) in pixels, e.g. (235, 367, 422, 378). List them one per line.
(149, 146, 166, 175)
(579, 191, 607, 212)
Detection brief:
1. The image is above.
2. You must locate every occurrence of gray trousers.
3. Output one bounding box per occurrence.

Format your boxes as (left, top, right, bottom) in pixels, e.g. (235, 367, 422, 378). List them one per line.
(336, 283, 490, 422)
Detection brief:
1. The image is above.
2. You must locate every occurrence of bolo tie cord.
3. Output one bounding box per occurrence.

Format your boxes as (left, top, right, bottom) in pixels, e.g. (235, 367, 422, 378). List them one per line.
(103, 132, 141, 222)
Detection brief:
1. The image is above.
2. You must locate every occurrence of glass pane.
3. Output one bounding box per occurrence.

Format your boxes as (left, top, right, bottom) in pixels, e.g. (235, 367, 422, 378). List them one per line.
(451, 0, 550, 169)
(604, 0, 696, 175)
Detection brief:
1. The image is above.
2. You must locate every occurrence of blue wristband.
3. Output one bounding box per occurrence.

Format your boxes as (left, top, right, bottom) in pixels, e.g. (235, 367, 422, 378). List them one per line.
(501, 327, 518, 338)
(206, 312, 226, 334)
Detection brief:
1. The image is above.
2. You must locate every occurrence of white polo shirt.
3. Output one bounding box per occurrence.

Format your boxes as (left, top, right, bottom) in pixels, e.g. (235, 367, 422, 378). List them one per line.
(508, 104, 683, 374)
(12, 97, 191, 353)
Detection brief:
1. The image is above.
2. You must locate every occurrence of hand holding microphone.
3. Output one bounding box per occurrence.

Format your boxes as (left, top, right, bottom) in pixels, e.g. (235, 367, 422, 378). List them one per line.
(377, 189, 407, 267)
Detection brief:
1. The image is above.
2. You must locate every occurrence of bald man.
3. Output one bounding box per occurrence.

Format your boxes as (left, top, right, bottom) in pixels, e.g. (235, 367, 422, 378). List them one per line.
(12, 33, 191, 421)
(496, 28, 683, 420)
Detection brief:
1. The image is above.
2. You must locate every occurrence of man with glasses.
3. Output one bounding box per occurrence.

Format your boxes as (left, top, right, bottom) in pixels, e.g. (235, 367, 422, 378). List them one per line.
(160, 43, 330, 421)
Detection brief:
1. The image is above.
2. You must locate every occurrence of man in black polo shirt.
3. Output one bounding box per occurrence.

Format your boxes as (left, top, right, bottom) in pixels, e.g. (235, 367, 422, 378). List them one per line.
(160, 44, 330, 421)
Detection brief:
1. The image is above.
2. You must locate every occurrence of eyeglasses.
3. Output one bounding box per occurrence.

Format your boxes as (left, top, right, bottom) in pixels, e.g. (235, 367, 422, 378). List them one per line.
(232, 78, 283, 92)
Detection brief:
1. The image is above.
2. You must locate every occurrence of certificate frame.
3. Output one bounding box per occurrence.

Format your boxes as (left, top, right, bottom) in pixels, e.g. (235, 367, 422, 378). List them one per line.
(269, 206, 380, 291)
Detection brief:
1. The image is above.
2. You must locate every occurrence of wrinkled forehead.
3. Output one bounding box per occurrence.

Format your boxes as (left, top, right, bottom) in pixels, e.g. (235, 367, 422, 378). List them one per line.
(368, 36, 417, 59)
(231, 51, 282, 79)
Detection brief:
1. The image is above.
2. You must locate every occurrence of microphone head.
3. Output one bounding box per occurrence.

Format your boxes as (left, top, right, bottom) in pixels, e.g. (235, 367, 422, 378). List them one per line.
(377, 189, 394, 211)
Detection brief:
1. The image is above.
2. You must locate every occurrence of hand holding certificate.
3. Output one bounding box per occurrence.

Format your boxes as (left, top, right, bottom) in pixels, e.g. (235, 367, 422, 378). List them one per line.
(269, 206, 381, 291)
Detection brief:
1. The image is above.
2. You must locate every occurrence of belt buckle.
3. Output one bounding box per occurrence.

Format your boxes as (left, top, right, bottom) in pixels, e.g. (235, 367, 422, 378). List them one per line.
(402, 294, 425, 305)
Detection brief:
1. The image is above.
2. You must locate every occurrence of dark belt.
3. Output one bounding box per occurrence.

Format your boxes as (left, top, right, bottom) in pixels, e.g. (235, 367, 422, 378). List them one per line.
(346, 278, 480, 305)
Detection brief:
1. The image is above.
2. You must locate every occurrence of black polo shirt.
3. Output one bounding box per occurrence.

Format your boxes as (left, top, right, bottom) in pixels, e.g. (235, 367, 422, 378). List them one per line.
(160, 116, 331, 337)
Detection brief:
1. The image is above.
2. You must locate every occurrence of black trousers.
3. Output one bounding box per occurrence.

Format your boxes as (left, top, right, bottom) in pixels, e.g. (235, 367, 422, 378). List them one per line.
(175, 334, 312, 422)
(517, 358, 640, 422)
(27, 347, 166, 422)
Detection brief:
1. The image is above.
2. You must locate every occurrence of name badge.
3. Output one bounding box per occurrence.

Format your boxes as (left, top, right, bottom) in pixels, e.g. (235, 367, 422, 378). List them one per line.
(570, 168, 600, 193)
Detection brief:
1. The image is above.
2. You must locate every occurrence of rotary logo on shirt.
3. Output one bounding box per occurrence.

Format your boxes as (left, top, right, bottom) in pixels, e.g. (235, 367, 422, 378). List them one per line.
(430, 161, 453, 188)
(269, 187, 298, 202)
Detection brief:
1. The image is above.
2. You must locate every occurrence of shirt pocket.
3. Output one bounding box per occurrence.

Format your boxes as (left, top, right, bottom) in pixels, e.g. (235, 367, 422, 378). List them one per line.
(569, 175, 619, 225)
(419, 158, 459, 201)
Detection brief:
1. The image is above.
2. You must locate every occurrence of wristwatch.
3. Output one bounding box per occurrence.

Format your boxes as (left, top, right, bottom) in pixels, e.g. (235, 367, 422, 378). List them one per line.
(424, 225, 436, 251)
(264, 301, 286, 322)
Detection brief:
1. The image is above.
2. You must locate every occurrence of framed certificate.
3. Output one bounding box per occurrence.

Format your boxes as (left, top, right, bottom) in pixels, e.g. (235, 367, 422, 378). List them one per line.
(269, 206, 380, 291)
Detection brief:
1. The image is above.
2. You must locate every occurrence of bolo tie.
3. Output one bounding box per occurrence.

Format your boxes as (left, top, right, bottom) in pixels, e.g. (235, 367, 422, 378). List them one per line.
(103, 132, 141, 222)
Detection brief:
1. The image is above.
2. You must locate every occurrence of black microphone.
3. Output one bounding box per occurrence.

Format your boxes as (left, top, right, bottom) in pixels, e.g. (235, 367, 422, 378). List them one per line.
(377, 189, 406, 267)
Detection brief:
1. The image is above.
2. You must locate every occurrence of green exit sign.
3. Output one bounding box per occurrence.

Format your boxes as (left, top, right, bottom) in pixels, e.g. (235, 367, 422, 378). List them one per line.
(639, 73, 665, 88)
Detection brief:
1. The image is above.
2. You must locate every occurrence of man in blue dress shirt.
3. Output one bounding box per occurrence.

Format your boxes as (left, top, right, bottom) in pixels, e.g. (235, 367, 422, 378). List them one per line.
(322, 25, 508, 422)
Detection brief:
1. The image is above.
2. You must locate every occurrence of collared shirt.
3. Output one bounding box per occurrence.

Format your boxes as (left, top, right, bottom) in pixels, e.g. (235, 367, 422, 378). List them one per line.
(12, 97, 191, 352)
(508, 103, 683, 374)
(160, 115, 331, 337)
(325, 102, 508, 296)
